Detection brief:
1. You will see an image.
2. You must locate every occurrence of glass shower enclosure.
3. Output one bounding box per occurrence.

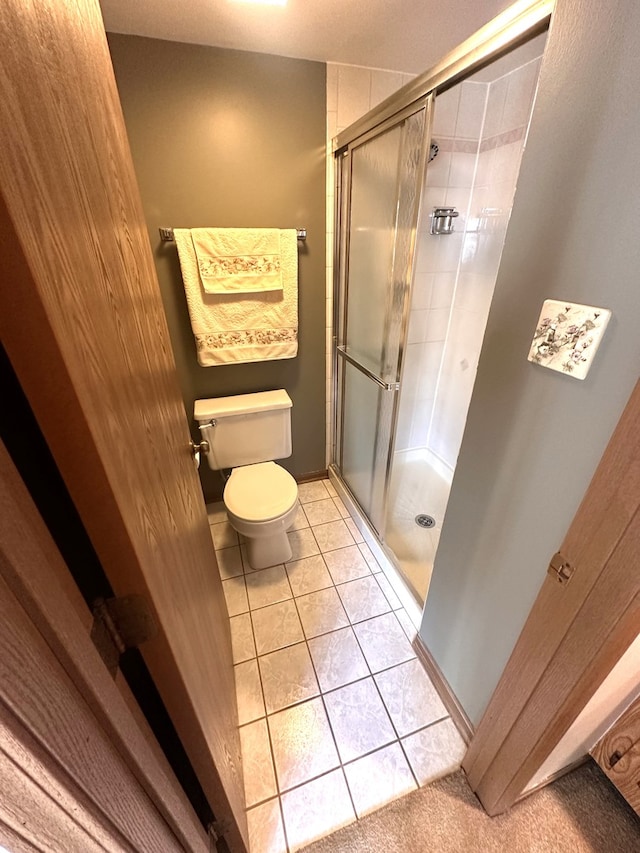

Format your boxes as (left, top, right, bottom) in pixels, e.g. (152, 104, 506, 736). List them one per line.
(331, 6, 550, 606)
(334, 100, 432, 534)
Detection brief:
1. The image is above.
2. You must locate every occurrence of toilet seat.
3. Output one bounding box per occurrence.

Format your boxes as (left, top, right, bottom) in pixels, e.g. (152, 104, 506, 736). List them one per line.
(224, 461, 297, 523)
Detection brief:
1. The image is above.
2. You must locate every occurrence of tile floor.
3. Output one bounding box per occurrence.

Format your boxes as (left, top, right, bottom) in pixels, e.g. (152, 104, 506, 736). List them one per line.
(208, 478, 466, 853)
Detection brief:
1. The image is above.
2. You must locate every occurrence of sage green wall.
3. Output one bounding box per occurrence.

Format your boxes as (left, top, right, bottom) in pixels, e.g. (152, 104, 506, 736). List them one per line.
(420, 0, 640, 725)
(107, 35, 326, 501)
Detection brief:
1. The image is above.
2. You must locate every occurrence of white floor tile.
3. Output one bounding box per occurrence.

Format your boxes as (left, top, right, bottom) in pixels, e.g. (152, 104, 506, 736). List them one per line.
(287, 528, 320, 561)
(245, 565, 292, 610)
(288, 502, 309, 531)
(307, 627, 370, 693)
(235, 659, 265, 726)
(252, 600, 304, 655)
(298, 481, 331, 504)
(247, 798, 287, 853)
(206, 501, 227, 525)
(344, 741, 417, 818)
(229, 613, 256, 663)
(222, 576, 249, 617)
(354, 612, 416, 673)
(303, 498, 342, 526)
(344, 517, 364, 543)
(285, 554, 333, 597)
(296, 587, 349, 639)
(281, 769, 355, 852)
(336, 575, 391, 623)
(375, 658, 448, 737)
(323, 677, 396, 763)
(375, 573, 403, 610)
(394, 607, 418, 643)
(259, 643, 319, 714)
(268, 697, 340, 791)
(331, 496, 351, 519)
(216, 546, 244, 580)
(358, 542, 382, 572)
(210, 520, 239, 550)
(323, 545, 371, 584)
(402, 718, 467, 786)
(325, 480, 338, 498)
(240, 719, 277, 807)
(312, 519, 355, 553)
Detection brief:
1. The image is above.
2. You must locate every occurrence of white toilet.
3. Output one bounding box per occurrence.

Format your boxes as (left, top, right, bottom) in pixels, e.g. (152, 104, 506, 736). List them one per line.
(195, 389, 298, 570)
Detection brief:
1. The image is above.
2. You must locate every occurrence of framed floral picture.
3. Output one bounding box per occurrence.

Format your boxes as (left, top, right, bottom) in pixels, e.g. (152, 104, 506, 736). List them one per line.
(527, 300, 611, 380)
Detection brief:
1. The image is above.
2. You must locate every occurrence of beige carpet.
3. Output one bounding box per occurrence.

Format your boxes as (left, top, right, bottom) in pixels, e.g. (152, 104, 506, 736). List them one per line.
(303, 761, 640, 852)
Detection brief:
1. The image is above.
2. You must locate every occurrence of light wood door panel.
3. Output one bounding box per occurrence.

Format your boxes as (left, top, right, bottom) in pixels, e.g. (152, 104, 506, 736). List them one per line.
(0, 1, 246, 848)
(0, 450, 200, 853)
(0, 573, 184, 852)
(464, 380, 640, 814)
(592, 695, 640, 815)
(0, 441, 208, 852)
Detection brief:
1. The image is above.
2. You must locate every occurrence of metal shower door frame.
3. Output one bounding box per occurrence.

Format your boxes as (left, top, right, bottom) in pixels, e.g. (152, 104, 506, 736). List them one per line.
(333, 97, 433, 536)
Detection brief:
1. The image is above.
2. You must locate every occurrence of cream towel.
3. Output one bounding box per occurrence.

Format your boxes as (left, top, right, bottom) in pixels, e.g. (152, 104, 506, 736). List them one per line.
(191, 227, 283, 294)
(174, 228, 298, 366)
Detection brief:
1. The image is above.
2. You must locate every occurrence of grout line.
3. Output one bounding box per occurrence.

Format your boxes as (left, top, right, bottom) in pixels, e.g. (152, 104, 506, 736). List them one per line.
(239, 708, 453, 789)
(287, 584, 360, 824)
(368, 668, 421, 789)
(396, 729, 421, 790)
(243, 582, 290, 851)
(395, 713, 454, 790)
(371, 571, 403, 611)
(337, 737, 399, 771)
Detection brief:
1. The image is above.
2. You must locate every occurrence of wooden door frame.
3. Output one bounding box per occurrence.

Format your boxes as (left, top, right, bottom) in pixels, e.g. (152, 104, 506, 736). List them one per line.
(464, 380, 640, 815)
(0, 440, 209, 852)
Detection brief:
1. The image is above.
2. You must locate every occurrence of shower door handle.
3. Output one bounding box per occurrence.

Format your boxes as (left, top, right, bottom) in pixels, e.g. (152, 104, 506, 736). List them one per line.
(336, 346, 400, 391)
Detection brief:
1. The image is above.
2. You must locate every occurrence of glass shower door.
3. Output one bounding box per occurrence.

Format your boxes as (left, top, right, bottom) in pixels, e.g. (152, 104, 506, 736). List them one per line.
(335, 100, 432, 534)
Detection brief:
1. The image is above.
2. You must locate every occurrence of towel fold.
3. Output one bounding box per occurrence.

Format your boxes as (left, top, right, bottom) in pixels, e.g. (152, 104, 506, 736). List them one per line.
(191, 227, 283, 294)
(174, 227, 298, 366)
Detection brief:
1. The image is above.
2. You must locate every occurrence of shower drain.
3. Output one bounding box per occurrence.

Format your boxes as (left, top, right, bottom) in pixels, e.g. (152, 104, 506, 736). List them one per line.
(415, 514, 436, 529)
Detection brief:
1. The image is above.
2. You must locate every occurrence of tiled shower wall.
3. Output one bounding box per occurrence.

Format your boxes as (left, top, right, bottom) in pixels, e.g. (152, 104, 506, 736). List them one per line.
(399, 56, 542, 471)
(325, 64, 416, 464)
(396, 80, 488, 456)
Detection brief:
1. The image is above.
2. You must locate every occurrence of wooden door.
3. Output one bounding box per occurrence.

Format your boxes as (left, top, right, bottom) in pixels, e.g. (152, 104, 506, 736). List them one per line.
(591, 695, 640, 815)
(0, 1, 246, 849)
(464, 380, 640, 815)
(0, 441, 209, 852)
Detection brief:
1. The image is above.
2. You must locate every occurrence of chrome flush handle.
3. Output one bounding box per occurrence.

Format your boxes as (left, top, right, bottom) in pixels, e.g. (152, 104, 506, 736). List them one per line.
(190, 439, 209, 457)
(191, 419, 216, 456)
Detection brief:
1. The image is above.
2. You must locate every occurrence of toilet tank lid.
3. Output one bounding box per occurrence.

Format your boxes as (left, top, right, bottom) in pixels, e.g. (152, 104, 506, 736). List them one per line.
(194, 389, 292, 421)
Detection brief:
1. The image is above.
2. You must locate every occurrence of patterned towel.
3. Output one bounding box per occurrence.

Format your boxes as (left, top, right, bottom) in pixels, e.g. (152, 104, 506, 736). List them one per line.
(190, 227, 283, 294)
(174, 228, 298, 366)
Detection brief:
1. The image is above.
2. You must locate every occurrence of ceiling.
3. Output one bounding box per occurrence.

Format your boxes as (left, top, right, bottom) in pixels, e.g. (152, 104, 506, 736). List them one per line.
(99, 0, 515, 75)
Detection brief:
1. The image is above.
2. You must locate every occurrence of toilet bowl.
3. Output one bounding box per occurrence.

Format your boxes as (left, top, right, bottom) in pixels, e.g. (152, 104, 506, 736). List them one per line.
(194, 389, 298, 570)
(224, 461, 298, 569)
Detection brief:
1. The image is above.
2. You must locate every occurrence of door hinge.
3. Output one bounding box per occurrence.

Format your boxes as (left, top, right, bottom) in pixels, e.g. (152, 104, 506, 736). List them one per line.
(91, 595, 157, 676)
(547, 551, 575, 586)
(208, 820, 230, 852)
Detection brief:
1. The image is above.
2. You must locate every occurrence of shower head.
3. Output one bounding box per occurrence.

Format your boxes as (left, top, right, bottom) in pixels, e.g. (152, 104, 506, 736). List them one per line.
(429, 141, 439, 162)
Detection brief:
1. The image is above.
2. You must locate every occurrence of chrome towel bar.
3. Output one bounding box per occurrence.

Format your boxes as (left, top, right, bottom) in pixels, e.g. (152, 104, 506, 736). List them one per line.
(159, 226, 307, 242)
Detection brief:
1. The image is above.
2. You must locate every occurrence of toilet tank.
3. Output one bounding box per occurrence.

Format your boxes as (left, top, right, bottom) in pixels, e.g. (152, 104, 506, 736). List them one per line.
(194, 390, 292, 470)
